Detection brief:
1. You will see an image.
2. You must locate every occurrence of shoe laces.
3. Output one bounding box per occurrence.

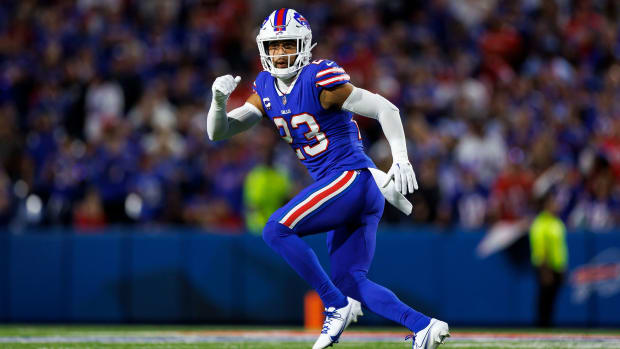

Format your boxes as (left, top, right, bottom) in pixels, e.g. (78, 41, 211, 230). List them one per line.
(320, 309, 344, 334)
(405, 334, 416, 345)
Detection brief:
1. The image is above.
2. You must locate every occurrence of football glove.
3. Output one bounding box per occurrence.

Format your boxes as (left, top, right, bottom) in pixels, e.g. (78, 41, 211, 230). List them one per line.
(383, 158, 418, 195)
(211, 75, 241, 107)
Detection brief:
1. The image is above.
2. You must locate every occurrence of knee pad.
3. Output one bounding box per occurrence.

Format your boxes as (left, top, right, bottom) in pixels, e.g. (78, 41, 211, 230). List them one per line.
(262, 220, 292, 247)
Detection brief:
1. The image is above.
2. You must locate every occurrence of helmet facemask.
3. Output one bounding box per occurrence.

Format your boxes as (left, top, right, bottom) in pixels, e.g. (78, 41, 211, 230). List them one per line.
(256, 9, 316, 79)
(258, 35, 314, 79)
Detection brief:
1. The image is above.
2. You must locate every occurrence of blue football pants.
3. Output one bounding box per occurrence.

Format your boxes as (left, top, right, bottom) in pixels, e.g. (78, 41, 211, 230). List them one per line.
(262, 169, 430, 332)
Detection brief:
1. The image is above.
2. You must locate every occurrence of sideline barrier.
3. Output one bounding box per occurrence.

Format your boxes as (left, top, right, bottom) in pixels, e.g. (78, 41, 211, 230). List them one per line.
(0, 227, 618, 326)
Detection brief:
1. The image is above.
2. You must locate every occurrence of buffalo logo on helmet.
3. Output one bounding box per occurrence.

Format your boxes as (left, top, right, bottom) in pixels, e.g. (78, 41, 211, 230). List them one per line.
(293, 12, 310, 29)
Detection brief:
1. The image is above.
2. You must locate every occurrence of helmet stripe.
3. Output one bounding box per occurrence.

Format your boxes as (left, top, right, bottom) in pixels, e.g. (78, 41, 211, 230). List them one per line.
(275, 8, 286, 31)
(273, 9, 279, 27)
(281, 8, 288, 26)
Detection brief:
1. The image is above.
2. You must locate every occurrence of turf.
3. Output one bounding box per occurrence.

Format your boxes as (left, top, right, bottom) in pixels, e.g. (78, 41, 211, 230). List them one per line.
(0, 344, 421, 348)
(2, 325, 619, 336)
(1, 325, 619, 349)
(1, 342, 619, 349)
(0, 344, 405, 349)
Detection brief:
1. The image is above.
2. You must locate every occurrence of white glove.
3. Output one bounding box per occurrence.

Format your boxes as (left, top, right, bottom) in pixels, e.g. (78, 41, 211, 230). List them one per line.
(211, 75, 241, 108)
(382, 157, 418, 195)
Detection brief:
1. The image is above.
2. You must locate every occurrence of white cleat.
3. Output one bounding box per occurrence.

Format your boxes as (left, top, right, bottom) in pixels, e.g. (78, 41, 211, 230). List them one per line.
(345, 297, 363, 329)
(312, 298, 353, 349)
(410, 318, 450, 349)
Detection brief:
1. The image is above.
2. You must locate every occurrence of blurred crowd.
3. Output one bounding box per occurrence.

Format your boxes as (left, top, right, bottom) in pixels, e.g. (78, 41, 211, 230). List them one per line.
(0, 0, 618, 233)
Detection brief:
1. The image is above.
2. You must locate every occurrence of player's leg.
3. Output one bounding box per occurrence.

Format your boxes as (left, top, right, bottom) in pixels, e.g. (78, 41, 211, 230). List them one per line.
(262, 170, 373, 349)
(327, 190, 431, 333)
(262, 170, 365, 309)
(263, 219, 346, 308)
(327, 172, 449, 348)
(328, 223, 432, 333)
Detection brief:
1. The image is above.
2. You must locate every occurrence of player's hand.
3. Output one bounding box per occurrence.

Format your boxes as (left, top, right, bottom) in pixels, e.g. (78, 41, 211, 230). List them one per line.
(382, 160, 418, 195)
(211, 75, 241, 106)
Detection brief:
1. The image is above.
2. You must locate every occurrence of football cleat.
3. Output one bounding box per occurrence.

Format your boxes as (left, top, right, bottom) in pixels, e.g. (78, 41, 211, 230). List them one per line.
(312, 298, 353, 349)
(407, 318, 450, 349)
(345, 297, 363, 329)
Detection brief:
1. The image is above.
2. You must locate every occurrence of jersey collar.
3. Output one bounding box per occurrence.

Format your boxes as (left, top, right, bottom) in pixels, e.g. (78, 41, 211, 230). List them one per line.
(273, 66, 305, 96)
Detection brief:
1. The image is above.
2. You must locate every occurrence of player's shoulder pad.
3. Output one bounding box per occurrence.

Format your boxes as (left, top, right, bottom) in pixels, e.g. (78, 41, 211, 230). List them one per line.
(252, 71, 271, 95)
(310, 59, 350, 89)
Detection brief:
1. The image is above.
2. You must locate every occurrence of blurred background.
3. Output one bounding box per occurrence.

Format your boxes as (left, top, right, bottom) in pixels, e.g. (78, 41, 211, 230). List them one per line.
(0, 0, 619, 328)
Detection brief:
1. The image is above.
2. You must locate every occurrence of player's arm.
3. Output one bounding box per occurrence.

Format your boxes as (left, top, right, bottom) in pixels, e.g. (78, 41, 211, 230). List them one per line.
(207, 75, 265, 141)
(320, 83, 418, 195)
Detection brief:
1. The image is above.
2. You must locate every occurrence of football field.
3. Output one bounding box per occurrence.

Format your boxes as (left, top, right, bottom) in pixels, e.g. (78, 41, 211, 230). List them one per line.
(0, 325, 619, 349)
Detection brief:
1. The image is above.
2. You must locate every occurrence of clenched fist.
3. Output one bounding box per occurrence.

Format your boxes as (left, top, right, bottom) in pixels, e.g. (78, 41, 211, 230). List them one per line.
(211, 75, 241, 106)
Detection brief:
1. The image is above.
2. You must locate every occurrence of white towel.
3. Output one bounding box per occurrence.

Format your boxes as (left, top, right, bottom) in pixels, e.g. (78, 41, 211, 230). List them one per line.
(368, 167, 413, 215)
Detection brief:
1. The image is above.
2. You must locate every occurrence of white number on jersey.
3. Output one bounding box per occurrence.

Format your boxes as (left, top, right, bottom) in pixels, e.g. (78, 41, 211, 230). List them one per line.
(273, 113, 329, 159)
(291, 113, 329, 157)
(273, 117, 292, 143)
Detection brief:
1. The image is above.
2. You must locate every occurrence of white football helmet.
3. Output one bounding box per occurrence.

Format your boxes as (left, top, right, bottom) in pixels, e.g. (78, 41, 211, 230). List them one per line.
(256, 8, 316, 79)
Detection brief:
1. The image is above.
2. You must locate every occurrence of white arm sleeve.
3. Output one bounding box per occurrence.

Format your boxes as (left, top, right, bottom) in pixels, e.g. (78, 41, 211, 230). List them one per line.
(341, 87, 408, 162)
(207, 101, 262, 141)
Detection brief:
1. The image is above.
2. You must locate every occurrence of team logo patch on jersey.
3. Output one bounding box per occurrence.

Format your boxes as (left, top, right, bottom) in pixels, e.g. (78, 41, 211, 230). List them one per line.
(263, 97, 271, 110)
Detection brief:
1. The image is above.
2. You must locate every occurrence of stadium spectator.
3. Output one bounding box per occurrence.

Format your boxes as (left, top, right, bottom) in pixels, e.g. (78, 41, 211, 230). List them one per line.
(448, 166, 489, 229)
(568, 155, 620, 230)
(0, 169, 14, 225)
(73, 186, 106, 232)
(488, 147, 534, 222)
(0, 0, 617, 232)
(455, 115, 506, 186)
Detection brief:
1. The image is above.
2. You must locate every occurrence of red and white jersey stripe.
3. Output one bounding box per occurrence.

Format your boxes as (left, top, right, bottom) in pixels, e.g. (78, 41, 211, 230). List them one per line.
(316, 74, 351, 87)
(316, 67, 346, 78)
(279, 170, 358, 228)
(313, 60, 350, 89)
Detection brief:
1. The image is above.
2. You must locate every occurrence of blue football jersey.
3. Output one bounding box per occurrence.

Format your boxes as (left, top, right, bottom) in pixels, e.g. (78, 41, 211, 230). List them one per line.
(253, 59, 375, 181)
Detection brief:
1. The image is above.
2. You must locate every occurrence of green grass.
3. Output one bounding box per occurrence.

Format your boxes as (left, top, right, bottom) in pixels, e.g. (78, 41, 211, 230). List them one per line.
(0, 325, 226, 337)
(457, 327, 620, 334)
(0, 344, 410, 349)
(1, 325, 619, 335)
(1, 325, 619, 349)
(1, 343, 619, 349)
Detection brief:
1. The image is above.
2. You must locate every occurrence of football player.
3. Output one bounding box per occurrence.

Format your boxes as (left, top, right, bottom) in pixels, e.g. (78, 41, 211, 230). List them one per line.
(207, 8, 449, 349)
